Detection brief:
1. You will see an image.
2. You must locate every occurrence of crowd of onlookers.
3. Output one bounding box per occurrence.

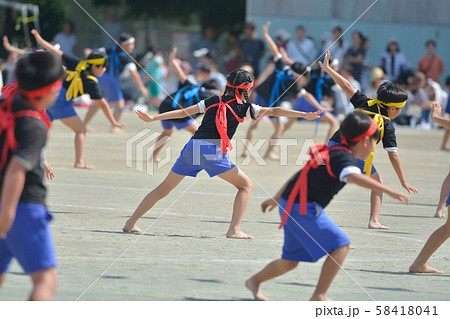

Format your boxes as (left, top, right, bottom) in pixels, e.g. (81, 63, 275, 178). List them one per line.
(1, 17, 448, 133)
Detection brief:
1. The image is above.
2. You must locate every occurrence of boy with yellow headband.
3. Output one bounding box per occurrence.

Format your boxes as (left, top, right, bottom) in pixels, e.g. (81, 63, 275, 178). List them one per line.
(320, 51, 419, 229)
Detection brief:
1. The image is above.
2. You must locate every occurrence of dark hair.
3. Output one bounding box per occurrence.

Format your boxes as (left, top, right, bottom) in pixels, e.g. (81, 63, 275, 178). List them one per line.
(296, 25, 305, 31)
(196, 64, 211, 74)
(426, 40, 436, 48)
(244, 22, 255, 31)
(340, 111, 380, 146)
(86, 49, 109, 71)
(63, 20, 75, 33)
(386, 40, 400, 52)
(16, 51, 64, 91)
(224, 68, 256, 119)
(446, 75, 450, 87)
(201, 79, 221, 91)
(291, 62, 307, 75)
(119, 32, 134, 44)
(376, 80, 408, 104)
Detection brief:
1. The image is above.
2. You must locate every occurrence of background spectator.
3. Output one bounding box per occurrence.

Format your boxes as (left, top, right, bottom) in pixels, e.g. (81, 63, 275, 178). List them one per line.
(286, 25, 317, 65)
(343, 31, 366, 84)
(102, 10, 126, 48)
(378, 38, 409, 83)
(418, 40, 445, 84)
(53, 20, 77, 55)
(238, 21, 265, 77)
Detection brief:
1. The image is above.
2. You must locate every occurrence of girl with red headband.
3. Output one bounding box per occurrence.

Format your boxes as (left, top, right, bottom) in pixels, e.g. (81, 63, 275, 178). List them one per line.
(123, 68, 321, 239)
(0, 51, 64, 300)
(246, 111, 409, 301)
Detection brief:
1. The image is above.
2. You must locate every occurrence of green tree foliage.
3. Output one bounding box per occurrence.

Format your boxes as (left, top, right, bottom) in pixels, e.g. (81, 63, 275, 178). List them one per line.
(92, 0, 245, 34)
(28, 0, 66, 40)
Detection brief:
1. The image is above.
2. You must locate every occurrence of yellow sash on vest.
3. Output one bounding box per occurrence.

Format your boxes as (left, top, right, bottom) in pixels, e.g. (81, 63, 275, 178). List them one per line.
(360, 110, 388, 176)
(65, 58, 105, 101)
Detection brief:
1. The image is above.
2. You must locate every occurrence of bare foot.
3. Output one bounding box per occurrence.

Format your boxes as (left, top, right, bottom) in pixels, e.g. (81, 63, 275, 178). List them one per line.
(110, 127, 123, 134)
(245, 277, 268, 301)
(264, 152, 280, 161)
(149, 155, 162, 163)
(310, 293, 332, 301)
(74, 163, 94, 169)
(434, 209, 445, 218)
(368, 221, 390, 230)
(241, 151, 249, 158)
(123, 220, 142, 233)
(85, 125, 95, 133)
(409, 262, 443, 274)
(226, 230, 254, 239)
(440, 146, 450, 152)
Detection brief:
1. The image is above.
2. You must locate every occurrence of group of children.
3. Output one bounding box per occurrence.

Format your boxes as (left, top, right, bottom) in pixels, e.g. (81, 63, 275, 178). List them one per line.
(1, 21, 449, 301)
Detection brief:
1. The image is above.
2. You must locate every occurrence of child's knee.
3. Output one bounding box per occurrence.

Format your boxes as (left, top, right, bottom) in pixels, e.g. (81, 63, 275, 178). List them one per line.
(283, 259, 299, 270)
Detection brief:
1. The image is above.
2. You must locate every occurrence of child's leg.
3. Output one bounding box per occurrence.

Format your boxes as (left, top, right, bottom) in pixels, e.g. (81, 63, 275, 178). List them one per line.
(123, 171, 185, 232)
(151, 129, 174, 163)
(29, 267, 57, 301)
(320, 113, 339, 143)
(242, 120, 259, 157)
(440, 129, 450, 151)
(368, 172, 390, 229)
(84, 103, 100, 127)
(264, 118, 285, 160)
(310, 244, 350, 301)
(246, 258, 298, 301)
(217, 167, 253, 239)
(0, 273, 6, 286)
(110, 100, 125, 133)
(409, 209, 450, 274)
(60, 116, 93, 169)
(435, 171, 450, 218)
(283, 118, 297, 131)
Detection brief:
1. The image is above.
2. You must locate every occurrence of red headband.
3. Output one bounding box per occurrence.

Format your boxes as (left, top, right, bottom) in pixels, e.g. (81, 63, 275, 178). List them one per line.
(18, 79, 63, 99)
(340, 120, 378, 145)
(226, 81, 254, 104)
(17, 79, 63, 129)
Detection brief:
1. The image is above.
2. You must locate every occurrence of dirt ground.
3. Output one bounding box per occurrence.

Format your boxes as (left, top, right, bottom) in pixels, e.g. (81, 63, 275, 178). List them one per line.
(1, 108, 449, 302)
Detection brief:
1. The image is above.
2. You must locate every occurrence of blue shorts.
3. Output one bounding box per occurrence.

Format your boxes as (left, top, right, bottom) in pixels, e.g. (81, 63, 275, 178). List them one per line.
(279, 198, 351, 262)
(446, 188, 450, 206)
(46, 87, 77, 121)
(293, 96, 325, 117)
(162, 119, 195, 130)
(328, 140, 377, 175)
(98, 73, 123, 103)
(171, 139, 235, 177)
(0, 202, 56, 274)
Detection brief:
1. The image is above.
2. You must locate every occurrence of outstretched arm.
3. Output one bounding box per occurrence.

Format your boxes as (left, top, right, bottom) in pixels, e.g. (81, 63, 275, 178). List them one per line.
(31, 29, 63, 58)
(262, 22, 280, 58)
(387, 151, 419, 194)
(346, 173, 410, 203)
(169, 47, 187, 84)
(2, 36, 26, 56)
(136, 104, 200, 122)
(93, 98, 126, 128)
(259, 106, 322, 120)
(279, 47, 294, 66)
(302, 91, 332, 112)
(319, 51, 356, 98)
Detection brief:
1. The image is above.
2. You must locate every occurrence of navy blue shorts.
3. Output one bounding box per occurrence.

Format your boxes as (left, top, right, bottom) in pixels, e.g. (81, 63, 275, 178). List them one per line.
(0, 202, 56, 274)
(279, 198, 351, 262)
(46, 87, 77, 121)
(171, 139, 235, 177)
(98, 73, 123, 103)
(293, 96, 325, 118)
(161, 119, 195, 130)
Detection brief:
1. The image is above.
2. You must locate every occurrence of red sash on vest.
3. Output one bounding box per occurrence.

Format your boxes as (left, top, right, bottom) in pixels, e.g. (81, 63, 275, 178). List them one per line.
(204, 96, 244, 154)
(279, 144, 351, 229)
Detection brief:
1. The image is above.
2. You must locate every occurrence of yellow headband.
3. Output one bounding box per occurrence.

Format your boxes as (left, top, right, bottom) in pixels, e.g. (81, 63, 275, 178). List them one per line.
(65, 58, 106, 101)
(367, 99, 406, 109)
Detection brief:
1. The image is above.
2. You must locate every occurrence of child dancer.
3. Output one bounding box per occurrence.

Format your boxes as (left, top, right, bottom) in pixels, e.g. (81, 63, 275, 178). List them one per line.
(123, 68, 321, 239)
(0, 51, 64, 300)
(320, 51, 418, 229)
(151, 47, 221, 163)
(31, 29, 125, 169)
(84, 33, 148, 132)
(246, 111, 409, 301)
(242, 22, 311, 160)
(410, 102, 450, 273)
